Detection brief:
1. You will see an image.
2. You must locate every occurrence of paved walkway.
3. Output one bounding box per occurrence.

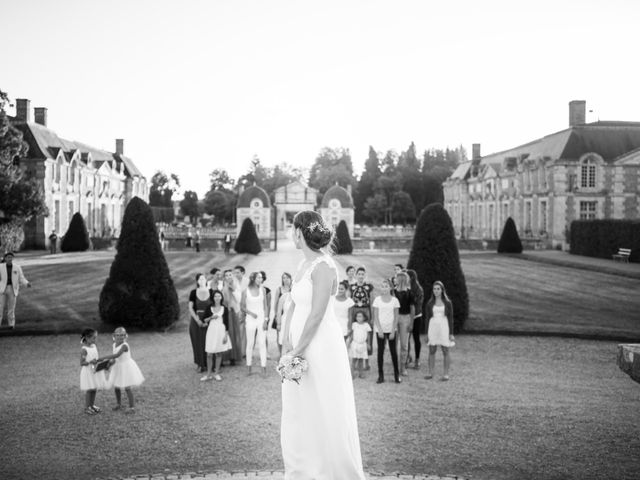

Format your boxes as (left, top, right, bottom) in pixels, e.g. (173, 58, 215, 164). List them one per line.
(95, 471, 468, 480)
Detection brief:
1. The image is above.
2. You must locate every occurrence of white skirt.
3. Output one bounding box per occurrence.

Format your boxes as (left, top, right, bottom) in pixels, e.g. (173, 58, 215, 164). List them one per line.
(349, 340, 369, 359)
(206, 319, 232, 354)
(427, 315, 455, 347)
(80, 366, 108, 391)
(109, 359, 145, 388)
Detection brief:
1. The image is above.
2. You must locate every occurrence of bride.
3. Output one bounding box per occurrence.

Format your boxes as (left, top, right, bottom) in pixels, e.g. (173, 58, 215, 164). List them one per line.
(280, 211, 366, 480)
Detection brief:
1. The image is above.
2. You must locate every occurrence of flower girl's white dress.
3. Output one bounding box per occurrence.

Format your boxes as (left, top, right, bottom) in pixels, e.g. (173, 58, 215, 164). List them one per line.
(281, 255, 365, 479)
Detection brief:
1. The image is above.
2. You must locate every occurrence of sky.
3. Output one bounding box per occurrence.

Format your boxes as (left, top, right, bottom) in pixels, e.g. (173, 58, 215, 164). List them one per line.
(3, 0, 640, 198)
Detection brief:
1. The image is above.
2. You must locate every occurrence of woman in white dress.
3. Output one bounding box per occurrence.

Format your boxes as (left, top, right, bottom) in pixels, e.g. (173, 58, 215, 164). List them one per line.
(425, 280, 456, 381)
(281, 210, 366, 480)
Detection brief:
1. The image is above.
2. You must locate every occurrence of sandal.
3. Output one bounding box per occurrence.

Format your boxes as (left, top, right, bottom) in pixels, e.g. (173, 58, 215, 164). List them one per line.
(124, 407, 135, 414)
(213, 374, 222, 381)
(90, 405, 102, 413)
(424, 374, 433, 380)
(84, 407, 96, 415)
(112, 404, 122, 411)
(441, 375, 450, 381)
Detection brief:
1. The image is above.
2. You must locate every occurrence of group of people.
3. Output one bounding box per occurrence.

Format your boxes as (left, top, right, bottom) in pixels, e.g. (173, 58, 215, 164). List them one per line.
(336, 263, 455, 384)
(186, 258, 455, 384)
(187, 265, 293, 381)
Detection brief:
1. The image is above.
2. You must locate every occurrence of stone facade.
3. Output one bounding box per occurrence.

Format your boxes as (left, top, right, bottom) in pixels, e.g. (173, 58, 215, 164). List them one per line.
(443, 102, 640, 248)
(273, 181, 318, 231)
(10, 99, 148, 249)
(319, 184, 355, 236)
(236, 184, 272, 238)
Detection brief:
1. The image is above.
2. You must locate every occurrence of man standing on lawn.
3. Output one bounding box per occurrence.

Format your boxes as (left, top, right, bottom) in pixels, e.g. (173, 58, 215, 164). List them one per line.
(0, 252, 31, 329)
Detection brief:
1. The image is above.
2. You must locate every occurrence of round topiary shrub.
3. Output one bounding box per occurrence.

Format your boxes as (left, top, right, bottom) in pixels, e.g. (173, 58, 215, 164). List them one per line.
(498, 217, 523, 253)
(234, 217, 262, 254)
(60, 212, 90, 252)
(334, 220, 353, 254)
(407, 203, 469, 333)
(99, 197, 179, 330)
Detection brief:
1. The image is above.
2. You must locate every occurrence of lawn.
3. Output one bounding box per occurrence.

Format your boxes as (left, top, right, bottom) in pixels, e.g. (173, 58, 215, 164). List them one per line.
(0, 333, 637, 480)
(7, 250, 640, 340)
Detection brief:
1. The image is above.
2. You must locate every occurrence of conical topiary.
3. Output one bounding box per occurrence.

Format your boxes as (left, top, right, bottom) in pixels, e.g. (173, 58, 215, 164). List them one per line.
(60, 212, 90, 252)
(334, 220, 353, 254)
(234, 217, 262, 254)
(497, 217, 523, 253)
(406, 203, 469, 333)
(99, 197, 179, 329)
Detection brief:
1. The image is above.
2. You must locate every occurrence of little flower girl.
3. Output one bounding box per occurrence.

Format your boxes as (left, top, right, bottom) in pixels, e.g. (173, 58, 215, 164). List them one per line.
(79, 328, 107, 415)
(97, 327, 145, 413)
(349, 311, 372, 378)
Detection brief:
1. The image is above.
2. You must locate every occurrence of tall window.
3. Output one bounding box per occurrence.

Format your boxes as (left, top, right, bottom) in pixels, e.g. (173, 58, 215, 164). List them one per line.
(525, 201, 532, 232)
(580, 201, 597, 220)
(54, 200, 60, 232)
(540, 201, 548, 233)
(580, 158, 596, 188)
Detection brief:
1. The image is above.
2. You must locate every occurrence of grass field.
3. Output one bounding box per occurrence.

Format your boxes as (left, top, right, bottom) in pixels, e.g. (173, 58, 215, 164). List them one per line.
(0, 332, 638, 480)
(7, 250, 640, 340)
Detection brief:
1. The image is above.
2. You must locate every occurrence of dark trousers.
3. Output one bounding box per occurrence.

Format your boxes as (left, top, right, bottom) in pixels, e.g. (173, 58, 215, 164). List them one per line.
(412, 315, 423, 360)
(377, 333, 399, 380)
(224, 241, 231, 253)
(195, 242, 200, 252)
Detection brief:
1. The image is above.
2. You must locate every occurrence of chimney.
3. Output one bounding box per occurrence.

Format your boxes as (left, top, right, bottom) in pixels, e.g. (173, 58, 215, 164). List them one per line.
(15, 99, 31, 122)
(569, 100, 586, 127)
(34, 107, 48, 127)
(472, 143, 481, 161)
(115, 139, 124, 155)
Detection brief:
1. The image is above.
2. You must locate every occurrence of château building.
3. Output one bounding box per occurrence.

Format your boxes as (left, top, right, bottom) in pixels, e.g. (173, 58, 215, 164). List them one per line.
(10, 98, 148, 249)
(443, 101, 640, 248)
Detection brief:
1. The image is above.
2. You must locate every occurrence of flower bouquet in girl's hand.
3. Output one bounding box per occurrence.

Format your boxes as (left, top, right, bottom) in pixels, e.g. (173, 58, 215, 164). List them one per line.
(277, 355, 309, 384)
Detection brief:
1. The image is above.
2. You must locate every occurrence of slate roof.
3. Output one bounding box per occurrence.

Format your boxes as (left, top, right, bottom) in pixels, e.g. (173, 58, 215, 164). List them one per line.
(320, 184, 354, 208)
(11, 121, 145, 179)
(479, 121, 640, 170)
(237, 185, 271, 208)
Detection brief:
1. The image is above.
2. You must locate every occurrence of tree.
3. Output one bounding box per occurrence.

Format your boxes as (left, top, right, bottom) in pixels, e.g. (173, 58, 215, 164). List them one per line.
(390, 191, 416, 225)
(422, 174, 444, 209)
(180, 190, 200, 224)
(308, 147, 357, 194)
(407, 203, 469, 333)
(234, 217, 262, 254)
(209, 168, 235, 191)
(375, 171, 402, 224)
(99, 197, 179, 329)
(148, 171, 180, 207)
(398, 142, 425, 214)
(497, 217, 523, 253)
(363, 193, 388, 225)
(238, 156, 269, 187)
(203, 189, 235, 225)
(334, 220, 353, 254)
(355, 146, 382, 223)
(60, 212, 90, 252)
(0, 89, 47, 252)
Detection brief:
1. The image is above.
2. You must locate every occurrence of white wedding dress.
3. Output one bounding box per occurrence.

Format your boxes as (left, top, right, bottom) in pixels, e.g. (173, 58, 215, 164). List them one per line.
(281, 254, 366, 480)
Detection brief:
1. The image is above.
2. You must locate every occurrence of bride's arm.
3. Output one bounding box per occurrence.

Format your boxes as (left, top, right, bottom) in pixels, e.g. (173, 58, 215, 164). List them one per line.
(288, 262, 333, 357)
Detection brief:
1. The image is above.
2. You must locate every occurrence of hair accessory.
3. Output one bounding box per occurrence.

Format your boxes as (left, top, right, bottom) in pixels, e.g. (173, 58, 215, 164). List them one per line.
(307, 221, 329, 235)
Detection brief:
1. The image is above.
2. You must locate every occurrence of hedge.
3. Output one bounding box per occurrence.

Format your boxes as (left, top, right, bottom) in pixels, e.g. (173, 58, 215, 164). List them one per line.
(570, 219, 640, 262)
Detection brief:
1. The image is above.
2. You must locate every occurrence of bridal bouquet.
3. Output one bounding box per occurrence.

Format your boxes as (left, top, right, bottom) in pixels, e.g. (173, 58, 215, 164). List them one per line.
(277, 355, 309, 384)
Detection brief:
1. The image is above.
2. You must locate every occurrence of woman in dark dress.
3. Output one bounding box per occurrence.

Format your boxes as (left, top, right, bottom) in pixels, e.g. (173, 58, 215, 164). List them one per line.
(188, 273, 214, 372)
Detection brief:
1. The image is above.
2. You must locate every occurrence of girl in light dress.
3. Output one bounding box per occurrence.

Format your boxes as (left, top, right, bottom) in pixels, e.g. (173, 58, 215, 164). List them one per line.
(97, 327, 145, 413)
(240, 271, 269, 376)
(79, 328, 107, 415)
(274, 272, 293, 357)
(349, 310, 372, 379)
(202, 290, 231, 381)
(425, 280, 456, 381)
(334, 280, 355, 343)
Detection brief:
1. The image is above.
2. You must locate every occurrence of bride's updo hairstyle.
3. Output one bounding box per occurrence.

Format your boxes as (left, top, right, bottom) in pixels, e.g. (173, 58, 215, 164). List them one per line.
(293, 210, 334, 251)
